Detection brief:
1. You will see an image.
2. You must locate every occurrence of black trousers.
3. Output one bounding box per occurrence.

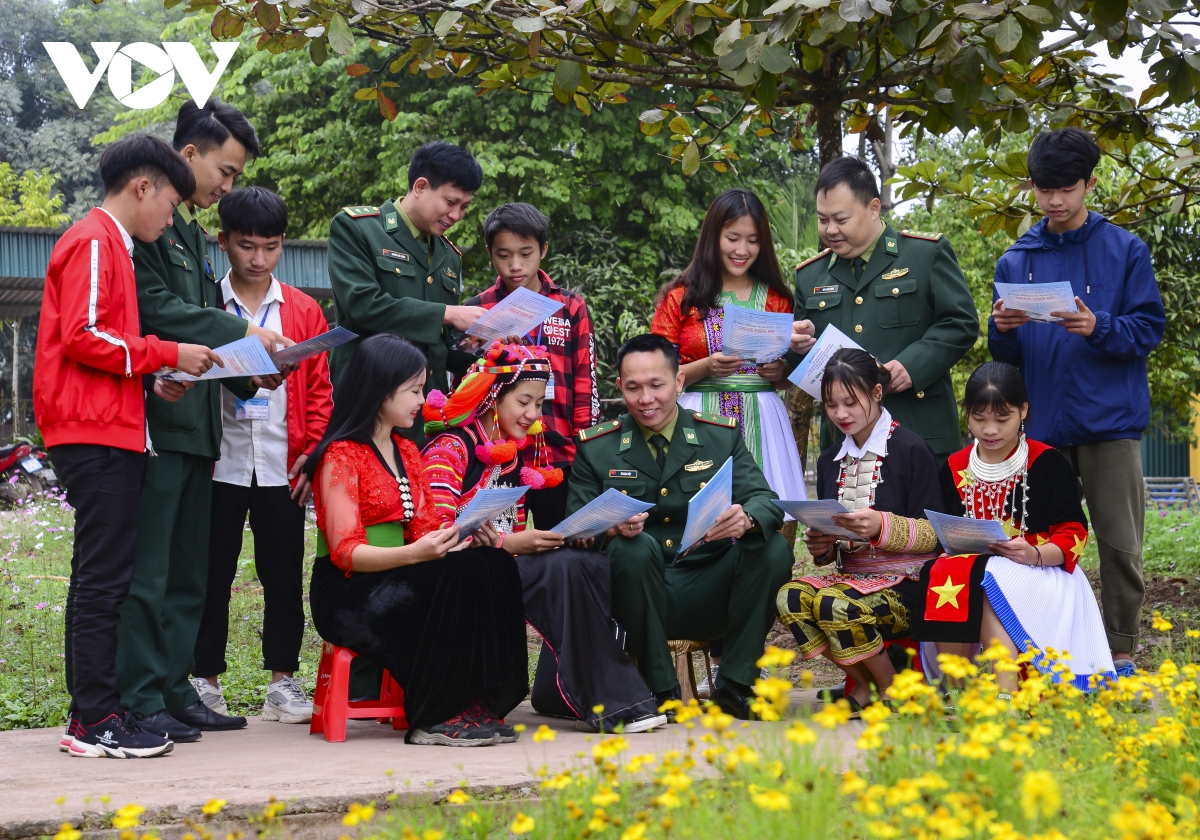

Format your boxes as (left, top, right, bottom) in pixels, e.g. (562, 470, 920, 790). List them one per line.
(193, 478, 306, 676)
(524, 465, 572, 531)
(52, 444, 148, 723)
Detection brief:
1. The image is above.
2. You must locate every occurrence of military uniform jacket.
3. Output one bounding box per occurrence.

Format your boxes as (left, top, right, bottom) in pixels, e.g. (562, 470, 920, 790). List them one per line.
(566, 411, 784, 563)
(327, 200, 474, 391)
(791, 222, 977, 456)
(134, 209, 252, 459)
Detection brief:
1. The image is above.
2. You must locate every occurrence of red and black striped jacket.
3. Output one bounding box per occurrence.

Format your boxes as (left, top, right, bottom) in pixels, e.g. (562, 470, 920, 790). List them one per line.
(466, 270, 599, 467)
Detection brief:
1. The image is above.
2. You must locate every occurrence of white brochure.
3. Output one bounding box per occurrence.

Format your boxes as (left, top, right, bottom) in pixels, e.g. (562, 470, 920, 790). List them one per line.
(719, 305, 793, 364)
(994, 281, 1078, 322)
(552, 488, 656, 541)
(925, 510, 1011, 555)
(787, 323, 863, 398)
(465, 286, 564, 343)
(678, 456, 734, 553)
(455, 486, 530, 535)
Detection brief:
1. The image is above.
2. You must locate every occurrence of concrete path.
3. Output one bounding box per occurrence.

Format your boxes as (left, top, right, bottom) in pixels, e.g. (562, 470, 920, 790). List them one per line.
(0, 692, 857, 839)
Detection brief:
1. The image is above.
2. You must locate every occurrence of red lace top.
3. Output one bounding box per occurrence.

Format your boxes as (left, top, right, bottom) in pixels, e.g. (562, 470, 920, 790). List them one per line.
(313, 436, 440, 574)
(651, 284, 794, 364)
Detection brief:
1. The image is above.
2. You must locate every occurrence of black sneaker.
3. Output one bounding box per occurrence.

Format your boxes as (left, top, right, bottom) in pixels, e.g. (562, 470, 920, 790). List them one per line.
(408, 706, 501, 747)
(466, 702, 519, 744)
(59, 711, 81, 753)
(69, 710, 173, 758)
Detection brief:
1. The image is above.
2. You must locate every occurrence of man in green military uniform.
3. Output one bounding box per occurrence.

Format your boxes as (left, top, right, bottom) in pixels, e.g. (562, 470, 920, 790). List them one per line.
(567, 334, 794, 719)
(789, 157, 978, 458)
(120, 102, 290, 741)
(327, 141, 486, 423)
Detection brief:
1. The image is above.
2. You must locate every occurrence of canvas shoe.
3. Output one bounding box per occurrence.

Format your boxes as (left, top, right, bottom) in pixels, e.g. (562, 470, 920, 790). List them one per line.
(69, 709, 173, 759)
(190, 677, 229, 715)
(697, 664, 719, 700)
(262, 675, 312, 724)
(408, 706, 502, 747)
(59, 711, 81, 752)
(576, 712, 668, 733)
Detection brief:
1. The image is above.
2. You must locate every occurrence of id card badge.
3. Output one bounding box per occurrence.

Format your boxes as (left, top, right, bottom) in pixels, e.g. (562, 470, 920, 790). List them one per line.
(235, 397, 270, 421)
(544, 374, 556, 401)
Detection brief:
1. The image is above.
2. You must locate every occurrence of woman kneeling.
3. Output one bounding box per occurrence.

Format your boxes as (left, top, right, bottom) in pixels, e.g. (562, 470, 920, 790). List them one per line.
(306, 335, 529, 746)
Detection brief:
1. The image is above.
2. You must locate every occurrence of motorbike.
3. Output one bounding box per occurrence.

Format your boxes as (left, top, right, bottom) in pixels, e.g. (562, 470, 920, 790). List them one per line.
(0, 441, 58, 506)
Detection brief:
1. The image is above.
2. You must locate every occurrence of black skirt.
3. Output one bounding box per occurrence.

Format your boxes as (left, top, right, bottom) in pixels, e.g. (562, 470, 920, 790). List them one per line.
(310, 546, 529, 729)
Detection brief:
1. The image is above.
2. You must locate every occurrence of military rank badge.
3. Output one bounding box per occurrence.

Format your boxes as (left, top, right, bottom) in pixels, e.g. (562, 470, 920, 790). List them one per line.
(609, 470, 638, 478)
(382, 249, 410, 262)
(813, 285, 838, 295)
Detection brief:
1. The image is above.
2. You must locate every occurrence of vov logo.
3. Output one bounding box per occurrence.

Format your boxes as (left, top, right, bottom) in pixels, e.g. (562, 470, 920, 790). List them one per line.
(42, 42, 239, 110)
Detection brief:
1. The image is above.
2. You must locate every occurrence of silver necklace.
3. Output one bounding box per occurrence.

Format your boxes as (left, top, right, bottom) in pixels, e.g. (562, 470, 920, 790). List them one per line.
(963, 435, 1028, 533)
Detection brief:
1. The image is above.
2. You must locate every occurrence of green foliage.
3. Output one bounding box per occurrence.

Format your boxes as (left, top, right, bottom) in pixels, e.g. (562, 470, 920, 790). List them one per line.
(0, 164, 70, 228)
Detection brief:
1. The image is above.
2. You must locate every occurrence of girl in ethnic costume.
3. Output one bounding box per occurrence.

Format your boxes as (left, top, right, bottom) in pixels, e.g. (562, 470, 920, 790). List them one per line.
(650, 188, 806, 503)
(421, 342, 665, 733)
(777, 349, 986, 710)
(938, 362, 1114, 691)
(306, 335, 529, 747)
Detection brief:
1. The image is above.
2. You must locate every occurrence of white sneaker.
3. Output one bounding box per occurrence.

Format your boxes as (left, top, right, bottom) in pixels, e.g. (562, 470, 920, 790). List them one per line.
(575, 712, 668, 733)
(262, 675, 312, 724)
(697, 664, 719, 700)
(190, 677, 229, 715)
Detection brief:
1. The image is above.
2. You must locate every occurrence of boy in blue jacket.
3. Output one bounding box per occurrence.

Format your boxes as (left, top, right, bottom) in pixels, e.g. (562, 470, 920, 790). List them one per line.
(989, 128, 1165, 676)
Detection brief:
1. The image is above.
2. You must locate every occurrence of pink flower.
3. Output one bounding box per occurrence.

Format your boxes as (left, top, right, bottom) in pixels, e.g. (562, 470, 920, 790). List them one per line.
(34, 602, 48, 610)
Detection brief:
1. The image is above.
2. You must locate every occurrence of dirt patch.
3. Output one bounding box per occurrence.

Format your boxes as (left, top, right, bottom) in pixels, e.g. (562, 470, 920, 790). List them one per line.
(1084, 568, 1199, 667)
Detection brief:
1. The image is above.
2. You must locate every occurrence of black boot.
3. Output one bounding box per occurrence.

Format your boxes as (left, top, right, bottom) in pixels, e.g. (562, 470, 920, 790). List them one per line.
(711, 679, 755, 720)
(653, 683, 682, 723)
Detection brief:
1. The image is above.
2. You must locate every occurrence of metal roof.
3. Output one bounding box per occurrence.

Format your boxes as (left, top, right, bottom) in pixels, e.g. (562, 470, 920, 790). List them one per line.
(0, 225, 331, 319)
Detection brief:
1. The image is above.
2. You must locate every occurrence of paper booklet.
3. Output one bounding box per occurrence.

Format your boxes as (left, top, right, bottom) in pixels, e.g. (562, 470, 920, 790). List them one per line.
(678, 457, 734, 553)
(787, 323, 864, 398)
(465, 286, 564, 344)
(551, 488, 656, 541)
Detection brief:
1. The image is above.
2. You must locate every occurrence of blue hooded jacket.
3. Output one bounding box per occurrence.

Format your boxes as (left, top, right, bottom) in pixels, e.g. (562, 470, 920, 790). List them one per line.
(988, 211, 1165, 448)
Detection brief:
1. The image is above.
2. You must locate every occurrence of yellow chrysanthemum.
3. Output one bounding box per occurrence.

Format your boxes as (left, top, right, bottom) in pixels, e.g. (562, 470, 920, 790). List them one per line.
(1020, 771, 1060, 819)
(621, 824, 647, 840)
(812, 699, 852, 729)
(592, 786, 621, 806)
(445, 789, 472, 805)
(342, 803, 375, 827)
(111, 805, 145, 831)
(655, 788, 682, 809)
(1152, 611, 1174, 632)
(533, 724, 557, 743)
(53, 824, 81, 840)
(786, 721, 817, 745)
(511, 812, 536, 834)
(201, 799, 227, 816)
(756, 645, 797, 669)
(750, 787, 791, 811)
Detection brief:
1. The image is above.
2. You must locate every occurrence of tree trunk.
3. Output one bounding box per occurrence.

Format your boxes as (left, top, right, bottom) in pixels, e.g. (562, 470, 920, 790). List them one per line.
(872, 108, 896, 213)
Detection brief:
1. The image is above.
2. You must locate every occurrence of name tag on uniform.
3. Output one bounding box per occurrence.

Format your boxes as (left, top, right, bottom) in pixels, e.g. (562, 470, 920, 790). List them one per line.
(813, 285, 838, 294)
(684, 460, 713, 472)
(382, 249, 409, 261)
(544, 374, 556, 400)
(609, 470, 638, 479)
(235, 397, 269, 421)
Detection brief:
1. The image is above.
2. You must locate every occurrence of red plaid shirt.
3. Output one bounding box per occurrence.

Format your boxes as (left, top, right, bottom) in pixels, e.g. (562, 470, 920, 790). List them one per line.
(466, 270, 599, 467)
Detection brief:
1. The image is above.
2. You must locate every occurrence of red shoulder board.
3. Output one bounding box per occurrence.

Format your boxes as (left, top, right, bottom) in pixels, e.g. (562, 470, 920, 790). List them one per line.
(900, 229, 943, 241)
(796, 248, 832, 271)
(692, 412, 737, 428)
(442, 236, 462, 257)
(577, 419, 622, 442)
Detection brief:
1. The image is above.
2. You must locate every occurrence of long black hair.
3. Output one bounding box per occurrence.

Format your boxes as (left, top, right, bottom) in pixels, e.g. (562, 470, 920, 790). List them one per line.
(659, 188, 794, 314)
(963, 362, 1029, 418)
(821, 348, 891, 411)
(304, 334, 428, 478)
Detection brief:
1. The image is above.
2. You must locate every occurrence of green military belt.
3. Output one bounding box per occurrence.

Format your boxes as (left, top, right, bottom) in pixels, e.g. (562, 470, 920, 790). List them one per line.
(315, 521, 407, 557)
(685, 374, 776, 394)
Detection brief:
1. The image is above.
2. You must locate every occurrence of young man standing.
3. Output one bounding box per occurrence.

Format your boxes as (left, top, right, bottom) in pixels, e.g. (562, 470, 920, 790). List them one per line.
(990, 128, 1165, 676)
(327, 141, 485, 440)
(191, 187, 333, 723)
(120, 101, 291, 742)
(466, 202, 599, 528)
(35, 135, 220, 757)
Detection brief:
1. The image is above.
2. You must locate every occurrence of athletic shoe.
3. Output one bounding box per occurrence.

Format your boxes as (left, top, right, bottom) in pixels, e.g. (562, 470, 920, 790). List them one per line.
(190, 677, 229, 715)
(59, 711, 81, 752)
(464, 701, 519, 743)
(1114, 659, 1137, 679)
(262, 675, 312, 724)
(69, 710, 173, 758)
(137, 708, 202, 743)
(170, 699, 247, 731)
(697, 664, 719, 700)
(408, 707, 501, 747)
(578, 712, 669, 733)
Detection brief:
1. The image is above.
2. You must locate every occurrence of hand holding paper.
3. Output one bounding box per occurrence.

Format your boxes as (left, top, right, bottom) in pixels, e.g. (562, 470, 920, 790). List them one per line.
(269, 327, 357, 368)
(787, 324, 864, 398)
(465, 286, 564, 344)
(994, 282, 1078, 322)
(773, 499, 861, 541)
(455, 486, 529, 535)
(552, 489, 656, 541)
(158, 335, 279, 382)
(720, 305, 793, 364)
(678, 457, 733, 553)
(925, 510, 1010, 555)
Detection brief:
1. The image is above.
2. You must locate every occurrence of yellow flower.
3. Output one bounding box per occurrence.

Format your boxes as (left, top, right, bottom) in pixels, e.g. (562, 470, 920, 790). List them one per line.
(658, 769, 693, 791)
(968, 721, 1005, 744)
(202, 799, 227, 816)
(655, 788, 682, 809)
(511, 812, 536, 834)
(424, 832, 446, 840)
(958, 740, 993, 760)
(750, 788, 791, 811)
(1020, 771, 1060, 819)
(593, 704, 605, 714)
(937, 653, 979, 681)
(624, 754, 656, 774)
(593, 735, 630, 761)
(1152, 611, 1174, 632)
(592, 786, 621, 806)
(867, 821, 902, 838)
(111, 805, 145, 831)
(53, 824, 81, 840)
(856, 722, 889, 751)
(533, 724, 557, 743)
(621, 824, 647, 840)
(786, 721, 817, 745)
(342, 803, 375, 827)
(840, 770, 869, 796)
(756, 645, 797, 669)
(542, 771, 574, 791)
(460, 811, 482, 827)
(445, 789, 472, 805)
(513, 723, 527, 732)
(812, 699, 852, 729)
(588, 809, 610, 832)
(1187, 629, 1200, 638)
(701, 706, 735, 732)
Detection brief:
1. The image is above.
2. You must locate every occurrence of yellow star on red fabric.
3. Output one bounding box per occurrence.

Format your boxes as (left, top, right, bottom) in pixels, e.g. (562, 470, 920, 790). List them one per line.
(931, 575, 965, 609)
(955, 468, 975, 490)
(1069, 534, 1087, 560)
(1000, 519, 1021, 539)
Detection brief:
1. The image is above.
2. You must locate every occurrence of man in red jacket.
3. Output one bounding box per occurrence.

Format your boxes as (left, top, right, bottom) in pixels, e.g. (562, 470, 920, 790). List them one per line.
(34, 135, 221, 758)
(190, 187, 333, 724)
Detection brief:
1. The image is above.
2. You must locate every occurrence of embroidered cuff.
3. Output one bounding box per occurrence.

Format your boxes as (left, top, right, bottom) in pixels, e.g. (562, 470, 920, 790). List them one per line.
(871, 513, 938, 554)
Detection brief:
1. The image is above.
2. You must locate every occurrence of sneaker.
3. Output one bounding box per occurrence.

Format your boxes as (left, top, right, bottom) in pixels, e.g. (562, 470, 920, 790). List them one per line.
(69, 709, 173, 759)
(190, 677, 229, 716)
(575, 712, 669, 733)
(465, 702, 518, 744)
(262, 675, 312, 724)
(59, 711, 81, 752)
(1114, 659, 1137, 679)
(697, 665, 719, 700)
(408, 707, 501, 747)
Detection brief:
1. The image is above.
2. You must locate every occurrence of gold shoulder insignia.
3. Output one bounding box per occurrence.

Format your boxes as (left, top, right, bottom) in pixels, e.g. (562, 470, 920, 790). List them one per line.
(900, 229, 943, 241)
(442, 235, 462, 257)
(795, 248, 832, 272)
(692, 412, 737, 429)
(577, 419, 622, 442)
(342, 205, 380, 218)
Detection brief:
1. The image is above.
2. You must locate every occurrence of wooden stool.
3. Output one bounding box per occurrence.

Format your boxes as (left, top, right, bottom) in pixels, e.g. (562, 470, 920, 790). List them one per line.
(310, 642, 407, 743)
(669, 640, 714, 704)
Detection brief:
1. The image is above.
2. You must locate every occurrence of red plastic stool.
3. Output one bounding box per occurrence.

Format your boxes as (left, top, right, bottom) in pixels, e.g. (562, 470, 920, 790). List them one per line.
(310, 642, 408, 743)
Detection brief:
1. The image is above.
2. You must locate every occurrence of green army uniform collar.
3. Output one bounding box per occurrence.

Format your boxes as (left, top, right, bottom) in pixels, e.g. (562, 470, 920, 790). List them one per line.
(380, 198, 430, 271)
(169, 205, 205, 264)
(618, 408, 702, 483)
(829, 221, 900, 293)
(639, 409, 679, 448)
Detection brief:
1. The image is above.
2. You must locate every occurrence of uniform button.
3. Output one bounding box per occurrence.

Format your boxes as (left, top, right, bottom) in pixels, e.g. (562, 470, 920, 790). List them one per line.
(917, 391, 925, 399)
(818, 301, 826, 309)
(427, 276, 434, 284)
(663, 516, 670, 524)
(395, 268, 402, 275)
(855, 296, 863, 305)
(621, 490, 628, 495)
(892, 287, 900, 295)
(699, 481, 707, 489)
(665, 539, 674, 548)
(854, 325, 863, 333)
(660, 488, 668, 497)
(183, 261, 189, 269)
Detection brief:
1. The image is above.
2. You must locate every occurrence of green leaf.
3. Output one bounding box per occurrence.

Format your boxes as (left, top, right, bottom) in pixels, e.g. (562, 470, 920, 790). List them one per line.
(1091, 0, 1128, 26)
(648, 0, 690, 28)
(801, 43, 824, 71)
(1015, 4, 1055, 23)
(669, 115, 693, 134)
(919, 19, 951, 48)
(1168, 59, 1194, 105)
(327, 13, 355, 56)
(435, 11, 463, 36)
(759, 43, 795, 74)
(254, 1, 280, 32)
(713, 19, 744, 56)
(309, 37, 328, 66)
(574, 94, 593, 115)
(763, 0, 797, 14)
(955, 2, 1004, 18)
(993, 15, 1022, 51)
(354, 87, 379, 100)
(682, 140, 701, 176)
(553, 60, 582, 103)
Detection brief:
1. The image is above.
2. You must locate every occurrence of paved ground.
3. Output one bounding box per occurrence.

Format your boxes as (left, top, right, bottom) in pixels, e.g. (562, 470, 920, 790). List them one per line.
(0, 691, 856, 839)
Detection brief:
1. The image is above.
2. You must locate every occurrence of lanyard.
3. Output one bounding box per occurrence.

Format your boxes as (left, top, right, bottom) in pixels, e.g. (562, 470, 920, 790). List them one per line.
(231, 298, 272, 328)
